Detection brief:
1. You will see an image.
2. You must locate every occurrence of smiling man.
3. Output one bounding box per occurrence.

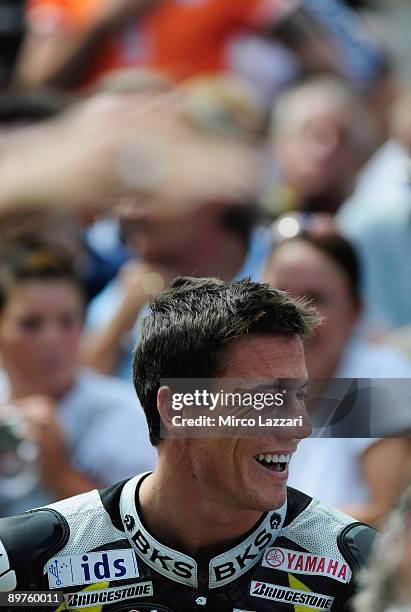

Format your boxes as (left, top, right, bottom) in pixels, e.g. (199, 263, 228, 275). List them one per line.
(0, 277, 376, 611)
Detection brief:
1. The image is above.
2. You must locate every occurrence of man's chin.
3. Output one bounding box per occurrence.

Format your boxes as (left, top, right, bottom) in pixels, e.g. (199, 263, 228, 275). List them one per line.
(255, 485, 287, 513)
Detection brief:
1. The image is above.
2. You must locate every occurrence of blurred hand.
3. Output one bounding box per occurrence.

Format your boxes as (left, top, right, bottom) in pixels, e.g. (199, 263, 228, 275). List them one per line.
(0, 89, 260, 217)
(6, 396, 69, 491)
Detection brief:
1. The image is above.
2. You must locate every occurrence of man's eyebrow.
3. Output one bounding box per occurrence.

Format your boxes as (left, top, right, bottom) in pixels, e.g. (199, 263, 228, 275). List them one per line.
(232, 381, 288, 393)
(231, 379, 310, 394)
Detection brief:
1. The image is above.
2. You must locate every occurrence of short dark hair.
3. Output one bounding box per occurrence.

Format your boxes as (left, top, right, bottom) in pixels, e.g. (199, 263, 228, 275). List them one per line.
(0, 238, 86, 313)
(133, 276, 320, 445)
(271, 231, 361, 303)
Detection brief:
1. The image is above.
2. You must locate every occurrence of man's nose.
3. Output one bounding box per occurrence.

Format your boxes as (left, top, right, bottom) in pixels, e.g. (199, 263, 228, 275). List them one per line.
(276, 398, 312, 441)
(41, 322, 64, 345)
(275, 415, 312, 442)
(297, 411, 312, 441)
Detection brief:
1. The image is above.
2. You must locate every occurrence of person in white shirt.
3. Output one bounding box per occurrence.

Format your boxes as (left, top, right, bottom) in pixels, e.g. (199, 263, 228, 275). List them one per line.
(0, 238, 155, 517)
(263, 224, 411, 527)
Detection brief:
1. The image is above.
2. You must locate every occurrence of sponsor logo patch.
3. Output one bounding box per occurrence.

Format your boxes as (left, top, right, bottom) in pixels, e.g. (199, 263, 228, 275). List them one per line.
(209, 508, 286, 588)
(47, 549, 139, 589)
(120, 475, 288, 590)
(64, 582, 153, 608)
(250, 581, 334, 610)
(262, 547, 351, 583)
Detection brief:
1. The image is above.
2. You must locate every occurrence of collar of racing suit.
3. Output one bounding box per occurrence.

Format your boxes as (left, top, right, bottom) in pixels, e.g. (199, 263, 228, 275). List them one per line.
(119, 473, 287, 590)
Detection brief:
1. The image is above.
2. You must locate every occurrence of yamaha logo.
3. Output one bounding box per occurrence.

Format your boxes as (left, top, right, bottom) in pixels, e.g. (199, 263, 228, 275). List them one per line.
(265, 547, 285, 568)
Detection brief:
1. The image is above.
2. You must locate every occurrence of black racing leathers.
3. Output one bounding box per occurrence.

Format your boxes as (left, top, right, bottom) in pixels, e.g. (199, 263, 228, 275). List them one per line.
(0, 473, 376, 612)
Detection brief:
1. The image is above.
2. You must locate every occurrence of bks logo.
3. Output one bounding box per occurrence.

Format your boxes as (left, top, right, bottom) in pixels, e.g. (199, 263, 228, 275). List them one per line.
(132, 530, 195, 584)
(211, 523, 275, 586)
(270, 513, 281, 529)
(124, 514, 136, 532)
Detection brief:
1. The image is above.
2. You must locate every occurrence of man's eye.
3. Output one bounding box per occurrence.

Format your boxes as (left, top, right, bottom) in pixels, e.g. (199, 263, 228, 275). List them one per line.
(59, 314, 79, 330)
(19, 317, 42, 332)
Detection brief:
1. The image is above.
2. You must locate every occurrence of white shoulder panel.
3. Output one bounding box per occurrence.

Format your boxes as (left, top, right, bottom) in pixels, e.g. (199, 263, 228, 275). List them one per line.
(282, 498, 354, 581)
(45, 489, 125, 557)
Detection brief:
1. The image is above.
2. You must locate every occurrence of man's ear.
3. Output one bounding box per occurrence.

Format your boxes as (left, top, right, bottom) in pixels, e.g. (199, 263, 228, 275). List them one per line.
(157, 385, 184, 439)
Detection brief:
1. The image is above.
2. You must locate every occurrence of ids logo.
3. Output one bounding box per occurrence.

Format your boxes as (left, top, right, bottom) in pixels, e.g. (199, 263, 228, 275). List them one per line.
(48, 549, 139, 589)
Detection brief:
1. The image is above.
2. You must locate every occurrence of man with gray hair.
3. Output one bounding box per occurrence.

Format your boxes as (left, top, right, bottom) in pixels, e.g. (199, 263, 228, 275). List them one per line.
(264, 76, 376, 217)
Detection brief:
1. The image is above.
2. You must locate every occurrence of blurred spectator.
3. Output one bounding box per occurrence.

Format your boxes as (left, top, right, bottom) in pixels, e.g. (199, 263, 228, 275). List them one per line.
(337, 88, 411, 333)
(355, 486, 411, 612)
(263, 76, 376, 218)
(0, 239, 155, 517)
(84, 201, 269, 378)
(338, 86, 411, 232)
(208, 0, 388, 107)
(302, 0, 386, 91)
(263, 218, 411, 526)
(82, 76, 270, 378)
(15, 0, 350, 91)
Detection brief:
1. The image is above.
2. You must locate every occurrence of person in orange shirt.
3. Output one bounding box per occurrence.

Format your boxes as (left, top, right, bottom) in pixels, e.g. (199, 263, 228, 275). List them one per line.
(15, 0, 338, 90)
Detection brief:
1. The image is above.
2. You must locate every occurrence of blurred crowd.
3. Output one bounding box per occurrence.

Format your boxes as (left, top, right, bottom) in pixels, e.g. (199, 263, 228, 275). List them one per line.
(1, 0, 411, 606)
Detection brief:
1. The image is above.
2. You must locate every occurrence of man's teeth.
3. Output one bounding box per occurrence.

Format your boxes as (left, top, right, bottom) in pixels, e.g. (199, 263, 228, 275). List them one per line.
(256, 453, 292, 464)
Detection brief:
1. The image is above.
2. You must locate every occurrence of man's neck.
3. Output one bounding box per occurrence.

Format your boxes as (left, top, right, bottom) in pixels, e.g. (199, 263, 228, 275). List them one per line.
(138, 461, 264, 559)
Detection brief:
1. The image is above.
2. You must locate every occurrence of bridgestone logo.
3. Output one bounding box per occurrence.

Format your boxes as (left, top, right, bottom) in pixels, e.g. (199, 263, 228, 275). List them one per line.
(250, 581, 334, 610)
(65, 582, 153, 608)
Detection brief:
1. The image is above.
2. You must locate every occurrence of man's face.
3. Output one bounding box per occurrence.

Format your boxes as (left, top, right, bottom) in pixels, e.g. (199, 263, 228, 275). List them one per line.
(119, 200, 214, 271)
(0, 280, 83, 397)
(185, 335, 310, 512)
(275, 97, 355, 199)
